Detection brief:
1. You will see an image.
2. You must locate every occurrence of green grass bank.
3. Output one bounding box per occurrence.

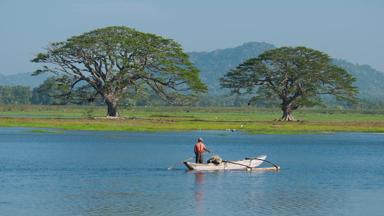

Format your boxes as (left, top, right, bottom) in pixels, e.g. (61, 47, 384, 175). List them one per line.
(0, 105, 383, 134)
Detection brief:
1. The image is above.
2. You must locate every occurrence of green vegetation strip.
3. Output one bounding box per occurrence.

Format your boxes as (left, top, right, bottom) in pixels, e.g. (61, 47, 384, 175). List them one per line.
(0, 105, 383, 134)
(0, 117, 383, 134)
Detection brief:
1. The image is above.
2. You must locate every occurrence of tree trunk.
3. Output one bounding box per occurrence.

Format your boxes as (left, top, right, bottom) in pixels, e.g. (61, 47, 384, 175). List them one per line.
(105, 95, 119, 117)
(281, 103, 295, 121)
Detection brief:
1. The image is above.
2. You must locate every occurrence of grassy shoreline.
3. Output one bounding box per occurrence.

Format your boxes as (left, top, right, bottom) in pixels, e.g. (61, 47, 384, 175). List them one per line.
(0, 105, 383, 134)
(1, 117, 384, 134)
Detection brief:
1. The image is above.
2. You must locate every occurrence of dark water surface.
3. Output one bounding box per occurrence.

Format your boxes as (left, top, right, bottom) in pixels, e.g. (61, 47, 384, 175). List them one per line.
(0, 128, 383, 216)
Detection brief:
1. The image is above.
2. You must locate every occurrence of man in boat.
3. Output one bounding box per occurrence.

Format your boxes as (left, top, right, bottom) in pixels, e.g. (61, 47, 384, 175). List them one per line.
(194, 138, 210, 163)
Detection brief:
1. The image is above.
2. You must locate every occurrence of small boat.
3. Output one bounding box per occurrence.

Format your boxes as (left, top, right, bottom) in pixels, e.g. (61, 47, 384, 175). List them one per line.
(183, 155, 280, 171)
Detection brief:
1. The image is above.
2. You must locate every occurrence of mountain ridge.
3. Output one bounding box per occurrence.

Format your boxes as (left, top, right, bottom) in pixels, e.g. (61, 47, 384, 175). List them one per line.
(188, 42, 384, 100)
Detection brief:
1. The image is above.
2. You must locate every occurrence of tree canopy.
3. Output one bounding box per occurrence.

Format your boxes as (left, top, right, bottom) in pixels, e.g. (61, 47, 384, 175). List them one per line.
(220, 46, 358, 121)
(32, 26, 207, 117)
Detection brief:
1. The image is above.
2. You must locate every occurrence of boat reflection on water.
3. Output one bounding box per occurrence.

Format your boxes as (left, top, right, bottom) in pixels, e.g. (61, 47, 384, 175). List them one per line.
(194, 172, 205, 214)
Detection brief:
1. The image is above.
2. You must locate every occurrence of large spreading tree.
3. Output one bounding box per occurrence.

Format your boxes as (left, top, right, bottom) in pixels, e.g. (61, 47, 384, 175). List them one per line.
(32, 26, 207, 117)
(220, 46, 358, 121)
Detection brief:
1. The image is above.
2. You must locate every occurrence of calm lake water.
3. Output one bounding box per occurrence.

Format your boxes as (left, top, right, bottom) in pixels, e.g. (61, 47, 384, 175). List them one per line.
(0, 128, 383, 216)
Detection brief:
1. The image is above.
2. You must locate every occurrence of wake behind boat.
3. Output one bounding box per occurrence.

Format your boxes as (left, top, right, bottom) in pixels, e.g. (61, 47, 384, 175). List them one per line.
(183, 155, 280, 171)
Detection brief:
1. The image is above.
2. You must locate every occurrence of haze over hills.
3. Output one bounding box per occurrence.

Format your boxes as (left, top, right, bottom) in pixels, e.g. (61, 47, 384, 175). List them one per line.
(0, 72, 50, 88)
(1, 42, 384, 102)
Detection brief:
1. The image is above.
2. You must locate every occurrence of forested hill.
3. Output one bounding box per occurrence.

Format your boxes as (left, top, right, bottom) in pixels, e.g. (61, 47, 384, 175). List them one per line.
(188, 42, 384, 101)
(331, 59, 384, 100)
(188, 42, 276, 95)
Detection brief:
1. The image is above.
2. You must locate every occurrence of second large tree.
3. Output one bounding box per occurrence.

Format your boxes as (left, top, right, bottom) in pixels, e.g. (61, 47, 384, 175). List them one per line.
(32, 26, 207, 117)
(221, 47, 357, 121)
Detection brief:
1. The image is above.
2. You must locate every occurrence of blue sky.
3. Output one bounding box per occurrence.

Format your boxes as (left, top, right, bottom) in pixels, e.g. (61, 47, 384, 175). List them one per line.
(0, 0, 383, 74)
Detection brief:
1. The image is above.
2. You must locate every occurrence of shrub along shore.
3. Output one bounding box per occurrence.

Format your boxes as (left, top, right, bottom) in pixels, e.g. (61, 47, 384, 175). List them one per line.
(0, 105, 383, 134)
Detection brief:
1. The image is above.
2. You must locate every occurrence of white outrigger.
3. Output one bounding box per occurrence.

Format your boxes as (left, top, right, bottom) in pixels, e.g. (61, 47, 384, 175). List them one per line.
(183, 155, 280, 171)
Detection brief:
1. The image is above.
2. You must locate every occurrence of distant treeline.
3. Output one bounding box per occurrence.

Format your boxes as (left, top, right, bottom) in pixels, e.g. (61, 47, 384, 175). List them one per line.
(0, 86, 31, 104)
(1, 83, 384, 110)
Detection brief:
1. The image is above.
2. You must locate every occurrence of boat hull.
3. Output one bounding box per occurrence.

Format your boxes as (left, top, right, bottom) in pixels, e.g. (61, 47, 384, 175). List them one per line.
(184, 155, 269, 171)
